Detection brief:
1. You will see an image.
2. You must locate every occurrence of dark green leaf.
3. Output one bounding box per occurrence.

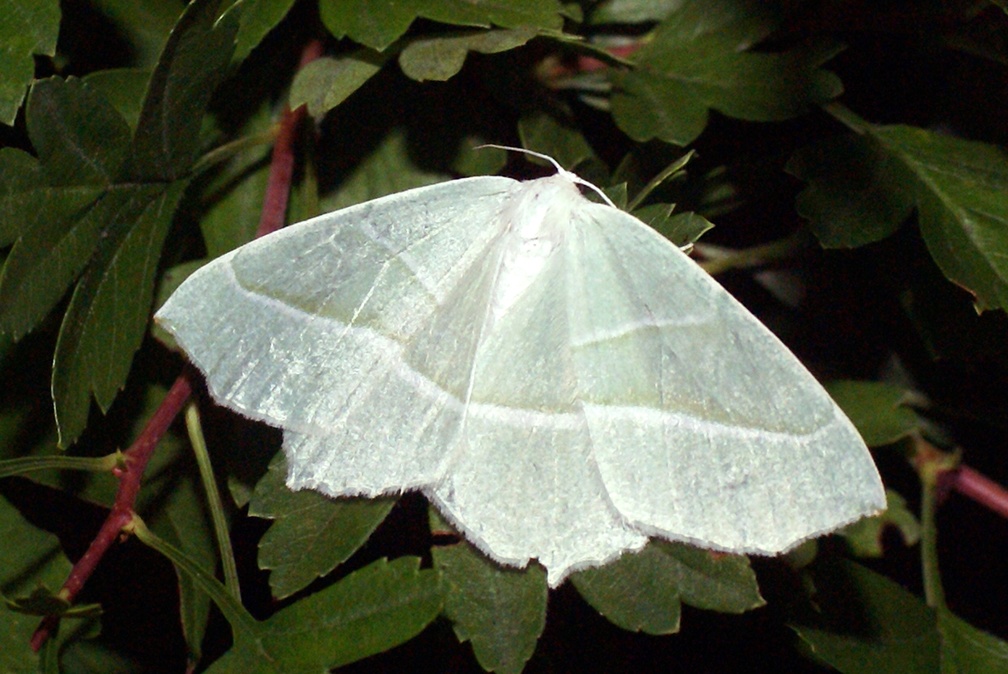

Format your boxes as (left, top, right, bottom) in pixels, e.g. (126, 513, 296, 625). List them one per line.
(0, 0, 59, 125)
(872, 125, 1008, 313)
(0, 493, 76, 672)
(572, 541, 762, 634)
(826, 380, 922, 447)
(589, 0, 680, 24)
(52, 181, 187, 445)
(0, 78, 131, 338)
(517, 113, 597, 172)
(788, 134, 915, 247)
(399, 28, 540, 82)
(938, 608, 1008, 674)
(226, 0, 298, 62)
(610, 0, 841, 145)
(88, 0, 183, 66)
(319, 0, 563, 52)
(841, 491, 920, 557)
(433, 540, 547, 674)
(249, 454, 396, 599)
(209, 557, 443, 672)
(131, 0, 238, 181)
(791, 560, 940, 673)
(639, 209, 713, 247)
(82, 68, 153, 132)
(290, 51, 389, 119)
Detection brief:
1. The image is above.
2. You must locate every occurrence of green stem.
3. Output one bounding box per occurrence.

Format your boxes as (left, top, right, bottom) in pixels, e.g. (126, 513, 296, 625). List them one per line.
(627, 151, 695, 212)
(920, 467, 946, 610)
(0, 453, 121, 479)
(131, 515, 259, 638)
(185, 403, 242, 601)
(191, 126, 280, 176)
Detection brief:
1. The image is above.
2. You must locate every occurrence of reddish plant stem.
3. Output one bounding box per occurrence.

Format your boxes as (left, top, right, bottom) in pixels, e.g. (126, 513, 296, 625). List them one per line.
(30, 374, 193, 651)
(256, 39, 324, 238)
(948, 465, 1008, 520)
(30, 39, 325, 653)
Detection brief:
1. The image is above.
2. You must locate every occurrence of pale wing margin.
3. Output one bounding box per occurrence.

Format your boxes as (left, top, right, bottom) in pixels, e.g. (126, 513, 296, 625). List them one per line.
(565, 202, 886, 554)
(155, 176, 519, 436)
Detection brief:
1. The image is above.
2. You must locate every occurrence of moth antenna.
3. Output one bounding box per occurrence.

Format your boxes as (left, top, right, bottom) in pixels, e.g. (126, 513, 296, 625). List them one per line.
(476, 143, 618, 209)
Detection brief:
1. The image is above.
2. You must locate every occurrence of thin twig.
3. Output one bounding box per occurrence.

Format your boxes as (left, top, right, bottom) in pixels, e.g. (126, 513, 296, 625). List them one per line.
(30, 374, 193, 651)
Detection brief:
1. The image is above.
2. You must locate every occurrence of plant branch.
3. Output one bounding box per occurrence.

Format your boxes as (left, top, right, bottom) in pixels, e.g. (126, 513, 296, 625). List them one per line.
(945, 465, 1008, 520)
(30, 373, 194, 651)
(256, 39, 324, 238)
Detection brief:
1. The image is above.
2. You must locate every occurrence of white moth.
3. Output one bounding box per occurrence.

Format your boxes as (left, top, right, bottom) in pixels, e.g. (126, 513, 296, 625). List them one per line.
(156, 154, 885, 587)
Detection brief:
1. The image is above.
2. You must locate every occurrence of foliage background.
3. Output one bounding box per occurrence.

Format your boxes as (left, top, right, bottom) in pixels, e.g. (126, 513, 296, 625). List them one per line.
(1, 0, 1007, 672)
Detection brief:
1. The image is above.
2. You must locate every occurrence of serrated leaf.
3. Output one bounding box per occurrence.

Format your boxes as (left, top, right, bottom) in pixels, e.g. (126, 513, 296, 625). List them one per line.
(640, 209, 713, 247)
(0, 0, 238, 447)
(208, 557, 443, 673)
(399, 28, 539, 82)
(52, 181, 187, 445)
(826, 380, 922, 447)
(787, 134, 915, 248)
(319, 0, 563, 52)
(249, 454, 396, 599)
(289, 51, 389, 118)
(130, 0, 238, 181)
(0, 0, 60, 125)
(433, 541, 547, 674)
(609, 0, 841, 145)
(572, 541, 762, 635)
(871, 125, 1008, 313)
(0, 78, 131, 338)
(792, 560, 941, 673)
(791, 123, 1008, 312)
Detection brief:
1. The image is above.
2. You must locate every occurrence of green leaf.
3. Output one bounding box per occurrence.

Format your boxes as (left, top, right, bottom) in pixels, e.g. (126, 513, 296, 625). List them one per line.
(399, 27, 540, 82)
(517, 112, 597, 172)
(571, 541, 762, 634)
(610, 0, 842, 145)
(787, 134, 915, 248)
(249, 454, 396, 599)
(433, 540, 547, 674)
(639, 209, 713, 248)
(130, 0, 238, 181)
(841, 490, 920, 557)
(589, 0, 680, 24)
(938, 608, 1008, 674)
(0, 78, 131, 338)
(791, 560, 941, 673)
(226, 0, 298, 62)
(0, 0, 239, 447)
(791, 123, 1008, 312)
(319, 0, 564, 52)
(320, 128, 454, 211)
(208, 557, 443, 673)
(88, 0, 183, 67)
(51, 180, 187, 446)
(289, 51, 389, 119)
(82, 68, 153, 132)
(872, 125, 1008, 313)
(0, 493, 79, 673)
(826, 380, 922, 447)
(0, 0, 60, 125)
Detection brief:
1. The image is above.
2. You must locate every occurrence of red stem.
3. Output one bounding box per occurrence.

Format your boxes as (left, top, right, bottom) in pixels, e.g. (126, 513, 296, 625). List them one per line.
(30, 38, 325, 654)
(30, 374, 193, 651)
(949, 465, 1008, 520)
(256, 39, 324, 238)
